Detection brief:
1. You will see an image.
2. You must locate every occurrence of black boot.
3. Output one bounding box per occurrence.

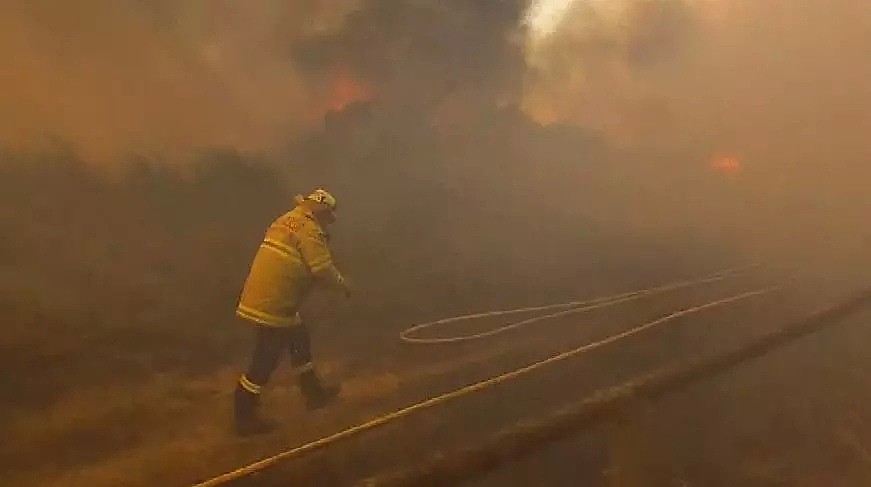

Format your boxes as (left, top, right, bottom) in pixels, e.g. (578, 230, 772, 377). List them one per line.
(299, 370, 340, 410)
(234, 387, 276, 436)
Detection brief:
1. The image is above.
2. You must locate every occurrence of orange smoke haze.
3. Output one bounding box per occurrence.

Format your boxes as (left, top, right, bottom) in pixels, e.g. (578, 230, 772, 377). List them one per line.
(524, 0, 871, 162)
(522, 0, 871, 268)
(0, 1, 357, 161)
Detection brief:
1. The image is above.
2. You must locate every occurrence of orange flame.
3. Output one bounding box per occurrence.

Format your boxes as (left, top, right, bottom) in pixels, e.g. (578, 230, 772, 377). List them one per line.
(326, 64, 373, 113)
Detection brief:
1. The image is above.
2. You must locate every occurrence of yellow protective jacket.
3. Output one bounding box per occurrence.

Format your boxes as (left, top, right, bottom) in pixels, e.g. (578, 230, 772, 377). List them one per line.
(236, 205, 346, 327)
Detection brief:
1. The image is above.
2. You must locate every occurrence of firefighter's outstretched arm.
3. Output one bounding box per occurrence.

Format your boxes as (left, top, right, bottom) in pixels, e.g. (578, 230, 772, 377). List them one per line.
(298, 224, 351, 297)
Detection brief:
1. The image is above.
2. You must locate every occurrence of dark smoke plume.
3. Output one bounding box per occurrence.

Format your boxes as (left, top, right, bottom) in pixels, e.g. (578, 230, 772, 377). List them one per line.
(293, 0, 528, 111)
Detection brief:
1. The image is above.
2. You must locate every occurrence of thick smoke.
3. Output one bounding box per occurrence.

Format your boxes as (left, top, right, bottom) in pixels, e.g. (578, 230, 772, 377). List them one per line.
(3, 0, 867, 290)
(0, 1, 532, 161)
(4, 0, 870, 346)
(524, 0, 871, 275)
(0, 0, 357, 160)
(3, 4, 870, 481)
(293, 0, 527, 111)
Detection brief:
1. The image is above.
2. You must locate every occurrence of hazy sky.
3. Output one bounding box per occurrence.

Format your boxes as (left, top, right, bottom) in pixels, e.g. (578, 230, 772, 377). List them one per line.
(1, 0, 868, 277)
(1, 0, 869, 186)
(0, 1, 358, 160)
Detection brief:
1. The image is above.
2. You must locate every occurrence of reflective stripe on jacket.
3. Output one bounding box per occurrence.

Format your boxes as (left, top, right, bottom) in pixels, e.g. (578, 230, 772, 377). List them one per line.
(236, 205, 344, 327)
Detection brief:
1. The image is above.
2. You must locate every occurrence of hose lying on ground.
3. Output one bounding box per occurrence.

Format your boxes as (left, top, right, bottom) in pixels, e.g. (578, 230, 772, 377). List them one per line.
(400, 267, 750, 344)
(192, 272, 768, 487)
(361, 287, 871, 487)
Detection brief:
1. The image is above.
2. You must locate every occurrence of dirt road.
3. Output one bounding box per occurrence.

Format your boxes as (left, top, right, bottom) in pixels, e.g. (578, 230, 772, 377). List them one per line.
(14, 267, 863, 487)
(184, 269, 843, 486)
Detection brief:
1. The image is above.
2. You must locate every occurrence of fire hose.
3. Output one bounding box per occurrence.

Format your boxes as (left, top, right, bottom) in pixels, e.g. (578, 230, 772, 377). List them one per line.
(362, 286, 871, 486)
(400, 267, 750, 344)
(193, 267, 765, 486)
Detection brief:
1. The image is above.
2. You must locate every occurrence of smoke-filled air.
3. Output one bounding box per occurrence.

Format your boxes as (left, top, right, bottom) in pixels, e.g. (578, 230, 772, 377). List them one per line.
(2, 1, 871, 486)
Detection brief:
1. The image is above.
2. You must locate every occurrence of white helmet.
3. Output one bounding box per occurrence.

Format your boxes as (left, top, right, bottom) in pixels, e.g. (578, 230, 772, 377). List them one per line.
(302, 188, 337, 213)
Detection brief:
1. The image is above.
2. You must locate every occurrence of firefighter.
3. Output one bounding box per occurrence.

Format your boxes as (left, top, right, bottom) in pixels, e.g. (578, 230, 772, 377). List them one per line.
(233, 188, 351, 436)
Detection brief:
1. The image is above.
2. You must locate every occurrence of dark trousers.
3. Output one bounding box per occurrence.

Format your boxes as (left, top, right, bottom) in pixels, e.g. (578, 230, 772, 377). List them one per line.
(239, 325, 313, 394)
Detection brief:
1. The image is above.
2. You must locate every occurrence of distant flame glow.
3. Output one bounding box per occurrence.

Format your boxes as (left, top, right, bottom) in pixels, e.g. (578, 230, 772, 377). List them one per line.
(326, 65, 373, 112)
(712, 156, 742, 175)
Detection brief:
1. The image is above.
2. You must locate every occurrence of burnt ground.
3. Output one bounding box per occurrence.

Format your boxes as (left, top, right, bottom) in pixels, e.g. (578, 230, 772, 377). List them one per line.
(472, 308, 871, 487)
(5, 268, 870, 487)
(193, 271, 866, 487)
